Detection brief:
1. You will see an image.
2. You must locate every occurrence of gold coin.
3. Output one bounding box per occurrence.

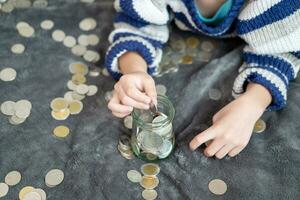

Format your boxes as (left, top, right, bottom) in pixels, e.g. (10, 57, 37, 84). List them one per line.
(208, 179, 227, 195)
(186, 37, 199, 49)
(19, 186, 34, 200)
(53, 125, 70, 138)
(69, 100, 83, 115)
(51, 109, 70, 120)
(181, 55, 193, 65)
(146, 153, 157, 161)
(141, 163, 160, 176)
(140, 176, 159, 189)
(71, 74, 86, 85)
(69, 62, 88, 75)
(253, 119, 266, 133)
(50, 98, 68, 112)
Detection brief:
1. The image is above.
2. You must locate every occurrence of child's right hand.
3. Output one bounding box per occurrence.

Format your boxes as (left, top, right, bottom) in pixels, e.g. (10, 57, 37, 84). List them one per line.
(108, 72, 157, 118)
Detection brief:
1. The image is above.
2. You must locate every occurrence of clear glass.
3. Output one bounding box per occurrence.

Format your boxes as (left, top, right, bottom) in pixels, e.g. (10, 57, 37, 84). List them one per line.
(131, 94, 175, 161)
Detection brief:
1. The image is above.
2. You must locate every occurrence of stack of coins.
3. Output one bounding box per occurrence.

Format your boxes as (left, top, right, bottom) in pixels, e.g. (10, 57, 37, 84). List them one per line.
(127, 163, 161, 200)
(118, 134, 135, 159)
(1, 100, 32, 125)
(19, 186, 47, 200)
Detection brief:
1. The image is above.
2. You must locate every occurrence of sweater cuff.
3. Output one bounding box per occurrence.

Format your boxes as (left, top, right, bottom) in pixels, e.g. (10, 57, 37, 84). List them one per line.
(232, 65, 288, 111)
(105, 36, 159, 79)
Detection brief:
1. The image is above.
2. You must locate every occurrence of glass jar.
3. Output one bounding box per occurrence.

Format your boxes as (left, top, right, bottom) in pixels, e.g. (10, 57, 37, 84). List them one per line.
(131, 94, 175, 161)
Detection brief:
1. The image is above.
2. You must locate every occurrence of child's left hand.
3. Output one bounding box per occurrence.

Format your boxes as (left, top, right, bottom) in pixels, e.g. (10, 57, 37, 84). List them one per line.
(189, 83, 272, 159)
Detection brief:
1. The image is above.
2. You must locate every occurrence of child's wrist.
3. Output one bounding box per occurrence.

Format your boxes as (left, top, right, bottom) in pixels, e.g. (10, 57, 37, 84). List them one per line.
(242, 82, 272, 110)
(119, 52, 148, 74)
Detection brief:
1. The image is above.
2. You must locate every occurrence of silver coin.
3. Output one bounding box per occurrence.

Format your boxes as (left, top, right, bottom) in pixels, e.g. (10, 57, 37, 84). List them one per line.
(142, 132, 163, 151)
(79, 18, 97, 31)
(123, 115, 133, 129)
(86, 85, 98, 96)
(11, 43, 25, 54)
(201, 41, 214, 52)
(14, 0, 31, 8)
(18, 25, 34, 37)
(155, 84, 167, 95)
(0, 183, 9, 198)
(9, 115, 26, 125)
(63, 36, 76, 48)
(67, 80, 77, 90)
(64, 91, 74, 102)
(1, 101, 16, 116)
(4, 170, 21, 186)
(40, 19, 54, 30)
(88, 68, 101, 77)
(34, 188, 46, 200)
(14, 99, 31, 118)
(52, 30, 65, 42)
(87, 34, 99, 46)
(158, 139, 173, 159)
(127, 170, 142, 183)
(32, 0, 48, 8)
(83, 50, 100, 63)
(142, 189, 158, 200)
(101, 68, 109, 76)
(0, 67, 17, 81)
(208, 179, 227, 195)
(71, 45, 87, 56)
(78, 34, 89, 46)
(118, 134, 131, 151)
(104, 91, 113, 102)
(72, 91, 85, 101)
(208, 88, 222, 101)
(45, 169, 64, 187)
(1, 2, 14, 13)
(16, 21, 29, 29)
(23, 191, 41, 200)
(76, 84, 89, 95)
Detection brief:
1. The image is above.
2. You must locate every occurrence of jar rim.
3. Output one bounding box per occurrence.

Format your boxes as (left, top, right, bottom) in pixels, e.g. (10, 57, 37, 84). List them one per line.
(132, 94, 175, 129)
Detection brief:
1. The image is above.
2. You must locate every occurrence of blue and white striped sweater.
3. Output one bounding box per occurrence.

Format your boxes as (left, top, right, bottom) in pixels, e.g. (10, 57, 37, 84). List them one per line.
(105, 0, 300, 111)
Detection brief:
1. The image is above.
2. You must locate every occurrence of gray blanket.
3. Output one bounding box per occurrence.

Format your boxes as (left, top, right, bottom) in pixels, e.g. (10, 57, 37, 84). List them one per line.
(1, 0, 300, 200)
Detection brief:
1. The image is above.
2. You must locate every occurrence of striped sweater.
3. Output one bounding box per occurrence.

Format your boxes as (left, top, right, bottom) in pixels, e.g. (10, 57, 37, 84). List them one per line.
(105, 0, 300, 111)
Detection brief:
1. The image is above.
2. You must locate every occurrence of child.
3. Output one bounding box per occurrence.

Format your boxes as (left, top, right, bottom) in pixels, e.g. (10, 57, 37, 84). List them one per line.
(105, 0, 300, 159)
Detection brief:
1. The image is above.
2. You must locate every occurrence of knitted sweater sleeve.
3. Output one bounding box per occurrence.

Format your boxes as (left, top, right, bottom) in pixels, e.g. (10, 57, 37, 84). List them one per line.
(105, 0, 170, 79)
(232, 0, 300, 110)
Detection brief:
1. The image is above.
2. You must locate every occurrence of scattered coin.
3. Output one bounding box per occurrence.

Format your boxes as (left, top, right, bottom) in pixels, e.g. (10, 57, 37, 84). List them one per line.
(23, 191, 42, 200)
(118, 134, 131, 151)
(11, 43, 25, 54)
(88, 68, 101, 77)
(186, 36, 200, 49)
(87, 34, 99, 46)
(140, 176, 159, 189)
(86, 85, 98, 96)
(1, 2, 14, 13)
(9, 115, 26, 125)
(50, 98, 68, 112)
(155, 84, 167, 95)
(64, 91, 74, 102)
(16, 21, 30, 29)
(141, 163, 160, 176)
(170, 40, 186, 52)
(142, 189, 158, 200)
(253, 119, 266, 133)
(0, 183, 9, 198)
(68, 100, 83, 115)
(124, 115, 133, 129)
(51, 109, 70, 120)
(208, 88, 222, 101)
(146, 153, 158, 161)
(0, 67, 17, 81)
(69, 62, 88, 75)
(14, 99, 32, 119)
(53, 125, 70, 138)
(208, 179, 227, 195)
(83, 50, 100, 63)
(63, 36, 76, 48)
(72, 91, 85, 101)
(71, 74, 86, 84)
(79, 17, 97, 31)
(1, 101, 16, 116)
(19, 186, 35, 200)
(18, 25, 35, 38)
(32, 0, 48, 8)
(76, 84, 89, 95)
(67, 80, 77, 90)
(52, 30, 66, 42)
(104, 91, 113, 102)
(78, 34, 89, 46)
(197, 51, 212, 62)
(45, 169, 64, 187)
(201, 41, 214, 52)
(181, 55, 193, 64)
(5, 170, 22, 186)
(40, 19, 54, 30)
(101, 68, 109, 76)
(127, 170, 142, 183)
(34, 188, 46, 200)
(71, 45, 87, 56)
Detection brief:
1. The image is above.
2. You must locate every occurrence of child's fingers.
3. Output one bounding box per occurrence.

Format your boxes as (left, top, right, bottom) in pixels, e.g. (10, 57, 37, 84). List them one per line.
(189, 127, 215, 150)
(108, 93, 133, 113)
(204, 139, 225, 157)
(112, 111, 130, 118)
(117, 86, 150, 109)
(143, 78, 157, 104)
(215, 144, 235, 159)
(228, 146, 244, 157)
(125, 85, 151, 104)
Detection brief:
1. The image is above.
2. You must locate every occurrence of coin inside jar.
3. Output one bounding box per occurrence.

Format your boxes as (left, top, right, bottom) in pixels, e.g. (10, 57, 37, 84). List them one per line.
(140, 176, 159, 189)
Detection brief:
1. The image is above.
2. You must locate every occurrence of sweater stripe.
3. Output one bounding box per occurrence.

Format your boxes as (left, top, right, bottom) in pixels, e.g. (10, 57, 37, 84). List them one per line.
(115, 13, 149, 28)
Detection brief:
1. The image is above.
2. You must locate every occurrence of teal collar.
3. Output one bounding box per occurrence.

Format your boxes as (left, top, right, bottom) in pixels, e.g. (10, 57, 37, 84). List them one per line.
(194, 0, 233, 25)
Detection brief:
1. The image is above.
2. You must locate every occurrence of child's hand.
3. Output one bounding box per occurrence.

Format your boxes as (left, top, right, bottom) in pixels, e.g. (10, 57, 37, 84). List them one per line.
(189, 83, 272, 158)
(108, 72, 157, 118)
